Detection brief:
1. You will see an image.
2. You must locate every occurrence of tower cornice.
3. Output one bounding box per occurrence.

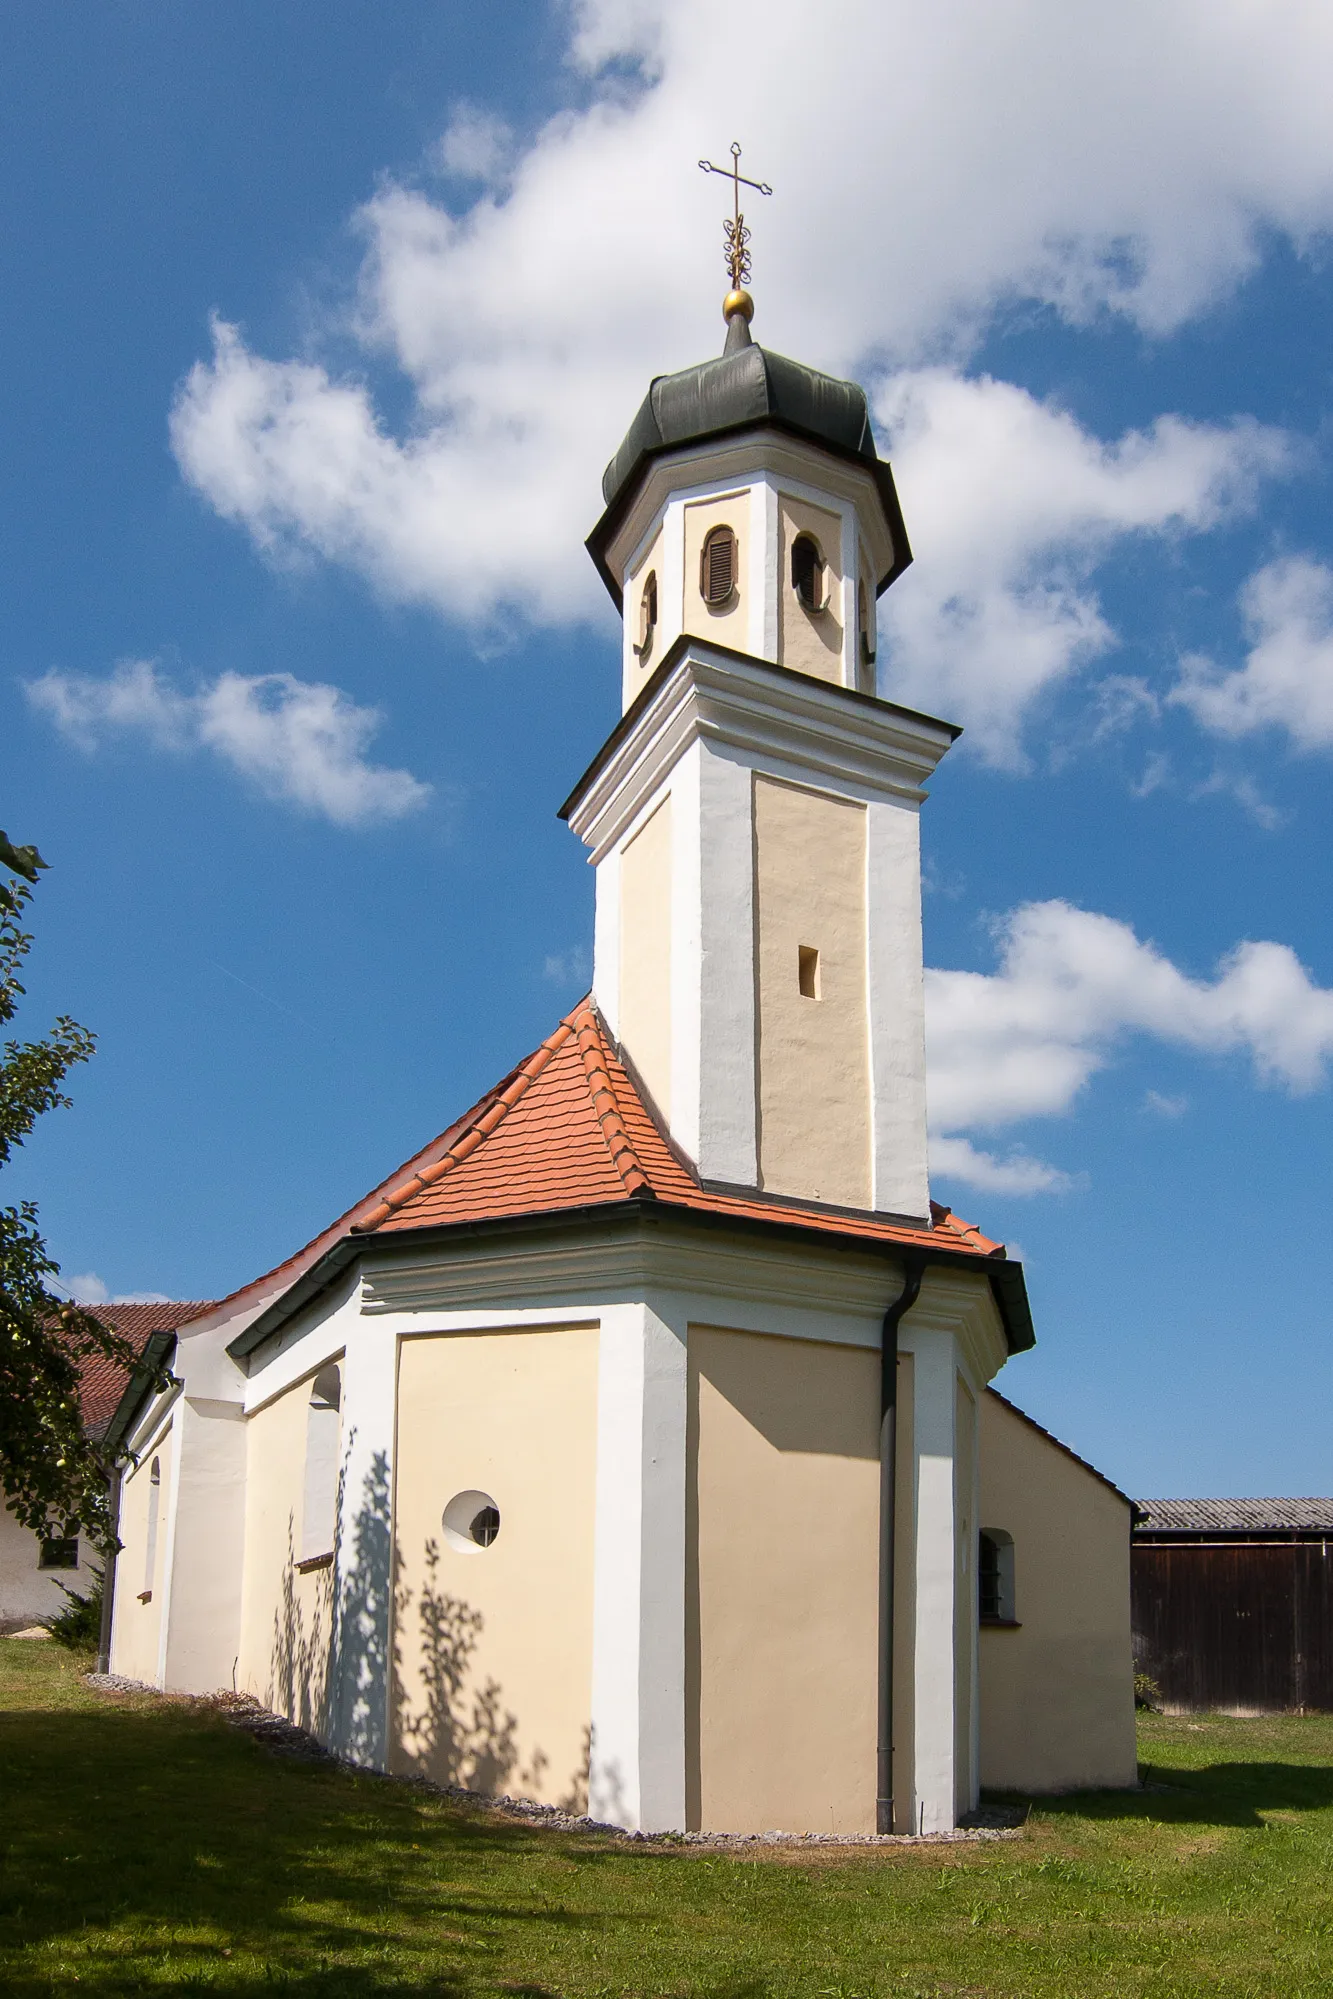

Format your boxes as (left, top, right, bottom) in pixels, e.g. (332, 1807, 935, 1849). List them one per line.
(561, 635, 959, 865)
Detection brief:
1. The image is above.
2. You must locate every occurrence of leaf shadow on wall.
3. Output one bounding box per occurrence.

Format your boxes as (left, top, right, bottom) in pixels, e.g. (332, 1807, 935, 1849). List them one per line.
(329, 1441, 393, 1769)
(271, 1514, 334, 1738)
(393, 1536, 589, 1812)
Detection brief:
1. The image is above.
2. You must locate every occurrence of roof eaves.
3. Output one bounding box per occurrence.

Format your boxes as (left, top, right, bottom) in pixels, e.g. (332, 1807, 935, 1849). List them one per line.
(585, 414, 912, 612)
(103, 1331, 178, 1460)
(557, 635, 961, 826)
(232, 1194, 1033, 1362)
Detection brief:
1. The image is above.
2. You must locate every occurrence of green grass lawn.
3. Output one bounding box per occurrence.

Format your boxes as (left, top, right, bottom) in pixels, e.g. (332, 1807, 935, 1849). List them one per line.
(4, 1641, 1333, 1996)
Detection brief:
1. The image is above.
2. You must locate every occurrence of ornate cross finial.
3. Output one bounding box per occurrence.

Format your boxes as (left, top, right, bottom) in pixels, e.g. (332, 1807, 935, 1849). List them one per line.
(698, 142, 772, 328)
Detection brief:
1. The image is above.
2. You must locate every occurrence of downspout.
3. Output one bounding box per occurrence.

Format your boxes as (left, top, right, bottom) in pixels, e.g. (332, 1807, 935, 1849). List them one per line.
(877, 1252, 925, 1835)
(96, 1462, 123, 1674)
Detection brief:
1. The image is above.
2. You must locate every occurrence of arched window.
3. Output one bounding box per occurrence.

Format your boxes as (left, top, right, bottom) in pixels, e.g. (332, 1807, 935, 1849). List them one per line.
(300, 1364, 342, 1565)
(700, 525, 737, 607)
(858, 579, 876, 671)
(979, 1528, 1016, 1623)
(141, 1456, 161, 1600)
(791, 533, 825, 613)
(634, 569, 658, 657)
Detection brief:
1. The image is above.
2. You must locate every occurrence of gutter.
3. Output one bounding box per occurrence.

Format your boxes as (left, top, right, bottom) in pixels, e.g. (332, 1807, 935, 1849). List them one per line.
(227, 1196, 1034, 1364)
(96, 1463, 123, 1673)
(878, 1253, 925, 1835)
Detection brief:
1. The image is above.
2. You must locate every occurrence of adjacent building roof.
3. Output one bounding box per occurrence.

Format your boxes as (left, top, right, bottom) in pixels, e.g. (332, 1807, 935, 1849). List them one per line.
(72, 1302, 214, 1438)
(1135, 1498, 1333, 1537)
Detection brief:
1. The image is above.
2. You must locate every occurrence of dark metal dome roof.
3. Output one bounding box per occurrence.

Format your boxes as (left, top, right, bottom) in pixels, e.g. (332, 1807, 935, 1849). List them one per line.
(601, 339, 878, 510)
(588, 324, 912, 609)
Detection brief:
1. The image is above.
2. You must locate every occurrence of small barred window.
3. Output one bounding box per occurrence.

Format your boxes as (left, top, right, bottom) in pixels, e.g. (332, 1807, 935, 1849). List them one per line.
(39, 1532, 79, 1570)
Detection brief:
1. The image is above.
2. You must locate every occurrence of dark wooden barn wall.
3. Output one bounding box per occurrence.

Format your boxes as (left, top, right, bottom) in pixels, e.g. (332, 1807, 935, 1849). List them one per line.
(1133, 1542, 1333, 1712)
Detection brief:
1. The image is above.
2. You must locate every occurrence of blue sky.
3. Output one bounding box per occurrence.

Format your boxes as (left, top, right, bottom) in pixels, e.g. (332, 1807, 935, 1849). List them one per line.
(5, 2, 1333, 1499)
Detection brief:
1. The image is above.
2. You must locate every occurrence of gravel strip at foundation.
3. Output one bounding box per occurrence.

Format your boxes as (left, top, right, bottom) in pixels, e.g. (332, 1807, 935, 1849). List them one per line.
(82, 1675, 1025, 1846)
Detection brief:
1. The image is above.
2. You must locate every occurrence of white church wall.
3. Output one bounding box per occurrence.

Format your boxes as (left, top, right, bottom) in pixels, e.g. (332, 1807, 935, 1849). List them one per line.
(977, 1391, 1137, 1793)
(109, 1395, 178, 1685)
(0, 1504, 85, 1630)
(618, 794, 673, 1119)
(160, 1395, 247, 1694)
(867, 796, 931, 1221)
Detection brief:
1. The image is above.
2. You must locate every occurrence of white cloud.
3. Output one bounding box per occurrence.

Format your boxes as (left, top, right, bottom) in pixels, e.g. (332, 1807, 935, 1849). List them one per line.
(24, 658, 430, 828)
(435, 104, 514, 185)
(61, 1274, 171, 1306)
(543, 946, 592, 986)
(927, 1137, 1078, 1198)
(1143, 1090, 1189, 1118)
(169, 0, 1333, 709)
(1173, 556, 1333, 753)
(925, 899, 1333, 1192)
(874, 372, 1287, 762)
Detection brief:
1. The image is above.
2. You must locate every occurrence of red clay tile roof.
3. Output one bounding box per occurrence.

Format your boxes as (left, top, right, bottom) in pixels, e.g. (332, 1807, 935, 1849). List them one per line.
(350, 999, 1005, 1261)
(69, 1302, 215, 1437)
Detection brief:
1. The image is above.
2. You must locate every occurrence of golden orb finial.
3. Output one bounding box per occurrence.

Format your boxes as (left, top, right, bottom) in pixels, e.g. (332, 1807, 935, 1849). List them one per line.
(723, 287, 754, 324)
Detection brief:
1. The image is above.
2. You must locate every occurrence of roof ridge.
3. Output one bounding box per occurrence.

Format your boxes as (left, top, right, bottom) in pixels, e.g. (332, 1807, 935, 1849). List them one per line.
(351, 1016, 579, 1234)
(571, 1003, 654, 1199)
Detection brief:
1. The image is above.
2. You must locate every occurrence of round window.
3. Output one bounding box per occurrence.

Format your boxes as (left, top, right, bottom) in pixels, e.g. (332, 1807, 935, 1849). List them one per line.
(442, 1488, 501, 1554)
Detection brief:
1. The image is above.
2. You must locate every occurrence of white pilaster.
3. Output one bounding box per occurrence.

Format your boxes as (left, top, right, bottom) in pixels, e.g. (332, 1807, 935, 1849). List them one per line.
(838, 503, 859, 688)
(867, 798, 931, 1220)
(589, 1300, 688, 1832)
(752, 475, 780, 662)
(593, 843, 621, 1036)
(669, 744, 703, 1164)
(906, 1325, 958, 1832)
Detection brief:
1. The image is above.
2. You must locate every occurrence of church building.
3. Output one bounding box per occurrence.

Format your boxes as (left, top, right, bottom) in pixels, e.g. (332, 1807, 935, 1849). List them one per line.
(105, 269, 1137, 1834)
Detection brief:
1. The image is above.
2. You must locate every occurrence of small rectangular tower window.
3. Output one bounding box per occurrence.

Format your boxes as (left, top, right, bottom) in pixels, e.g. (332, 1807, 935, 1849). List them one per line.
(39, 1532, 79, 1570)
(797, 945, 820, 999)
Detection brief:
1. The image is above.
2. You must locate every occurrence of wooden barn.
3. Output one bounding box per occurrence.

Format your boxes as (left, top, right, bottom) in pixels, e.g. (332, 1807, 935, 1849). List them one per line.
(1133, 1500, 1333, 1714)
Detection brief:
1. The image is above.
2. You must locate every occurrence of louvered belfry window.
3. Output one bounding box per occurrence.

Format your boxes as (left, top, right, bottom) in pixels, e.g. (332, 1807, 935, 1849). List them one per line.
(635, 569, 658, 655)
(701, 525, 737, 606)
(791, 533, 824, 612)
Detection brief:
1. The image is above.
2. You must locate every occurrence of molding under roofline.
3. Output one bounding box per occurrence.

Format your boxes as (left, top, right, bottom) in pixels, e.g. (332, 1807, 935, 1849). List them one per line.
(564, 640, 958, 868)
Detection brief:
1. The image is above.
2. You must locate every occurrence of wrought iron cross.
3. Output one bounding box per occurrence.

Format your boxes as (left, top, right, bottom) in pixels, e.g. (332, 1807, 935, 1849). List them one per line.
(698, 142, 773, 292)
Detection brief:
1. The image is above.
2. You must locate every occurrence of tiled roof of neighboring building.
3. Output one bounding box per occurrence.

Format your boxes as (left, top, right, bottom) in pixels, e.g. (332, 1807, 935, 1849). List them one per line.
(1135, 1498, 1333, 1536)
(351, 999, 1006, 1261)
(70, 1303, 214, 1437)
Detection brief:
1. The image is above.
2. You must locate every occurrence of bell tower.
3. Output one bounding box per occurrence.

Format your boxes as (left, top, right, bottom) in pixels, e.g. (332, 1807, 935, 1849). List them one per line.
(564, 201, 957, 1222)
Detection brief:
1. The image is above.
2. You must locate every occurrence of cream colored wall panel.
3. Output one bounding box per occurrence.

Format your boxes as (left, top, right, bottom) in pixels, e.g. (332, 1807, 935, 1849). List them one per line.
(978, 1391, 1136, 1792)
(754, 775, 871, 1207)
(687, 1326, 879, 1834)
(237, 1379, 335, 1734)
(681, 490, 749, 652)
(777, 494, 845, 684)
(393, 1325, 599, 1808)
(619, 796, 673, 1119)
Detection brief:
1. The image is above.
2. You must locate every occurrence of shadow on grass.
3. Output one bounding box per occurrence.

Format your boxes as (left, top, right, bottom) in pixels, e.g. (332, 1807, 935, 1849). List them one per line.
(994, 1758, 1333, 1831)
(0, 1701, 644, 1995)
